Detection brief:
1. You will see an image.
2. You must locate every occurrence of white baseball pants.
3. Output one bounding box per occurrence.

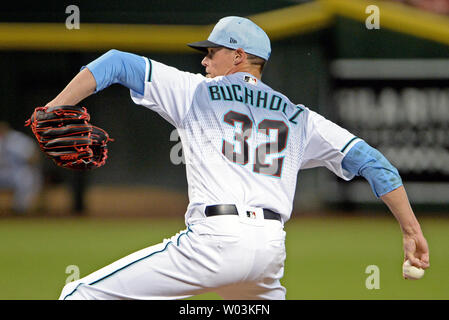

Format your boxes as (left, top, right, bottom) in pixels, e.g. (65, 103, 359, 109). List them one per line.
(60, 213, 286, 300)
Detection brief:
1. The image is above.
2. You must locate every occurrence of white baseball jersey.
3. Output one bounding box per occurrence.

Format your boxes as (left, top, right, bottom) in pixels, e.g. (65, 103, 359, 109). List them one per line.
(131, 58, 360, 223)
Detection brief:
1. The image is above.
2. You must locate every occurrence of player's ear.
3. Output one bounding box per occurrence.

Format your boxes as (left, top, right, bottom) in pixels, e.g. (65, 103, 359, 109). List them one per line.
(233, 48, 246, 65)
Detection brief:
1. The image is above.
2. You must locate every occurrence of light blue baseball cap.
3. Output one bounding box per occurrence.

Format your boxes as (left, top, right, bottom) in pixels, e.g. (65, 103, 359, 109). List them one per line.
(188, 16, 271, 61)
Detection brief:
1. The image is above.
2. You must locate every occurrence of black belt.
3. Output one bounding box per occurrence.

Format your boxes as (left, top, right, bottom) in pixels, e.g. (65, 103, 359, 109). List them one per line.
(205, 205, 281, 222)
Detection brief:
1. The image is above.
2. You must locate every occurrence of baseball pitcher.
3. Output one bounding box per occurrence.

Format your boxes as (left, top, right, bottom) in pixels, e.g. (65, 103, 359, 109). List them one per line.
(41, 16, 429, 299)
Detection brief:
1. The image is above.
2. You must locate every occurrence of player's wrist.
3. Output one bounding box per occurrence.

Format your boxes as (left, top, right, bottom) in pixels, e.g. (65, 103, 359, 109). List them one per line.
(45, 100, 59, 107)
(400, 222, 422, 237)
(45, 94, 82, 107)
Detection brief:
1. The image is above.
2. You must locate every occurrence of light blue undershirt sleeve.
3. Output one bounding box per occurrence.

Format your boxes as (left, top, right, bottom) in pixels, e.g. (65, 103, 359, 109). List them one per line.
(342, 140, 403, 198)
(81, 49, 146, 95)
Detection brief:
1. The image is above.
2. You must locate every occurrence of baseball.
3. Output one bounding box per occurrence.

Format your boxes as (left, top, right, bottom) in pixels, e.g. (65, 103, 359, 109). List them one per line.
(402, 259, 425, 280)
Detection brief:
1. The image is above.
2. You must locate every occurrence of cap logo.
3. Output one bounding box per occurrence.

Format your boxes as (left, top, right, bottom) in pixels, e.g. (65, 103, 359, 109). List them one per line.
(229, 37, 237, 44)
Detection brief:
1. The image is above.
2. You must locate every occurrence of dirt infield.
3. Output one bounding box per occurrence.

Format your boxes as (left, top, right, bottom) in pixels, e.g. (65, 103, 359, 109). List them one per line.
(0, 185, 189, 218)
(86, 186, 189, 217)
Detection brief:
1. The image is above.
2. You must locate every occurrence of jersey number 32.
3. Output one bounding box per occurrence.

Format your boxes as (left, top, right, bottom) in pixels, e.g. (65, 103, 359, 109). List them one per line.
(222, 110, 289, 178)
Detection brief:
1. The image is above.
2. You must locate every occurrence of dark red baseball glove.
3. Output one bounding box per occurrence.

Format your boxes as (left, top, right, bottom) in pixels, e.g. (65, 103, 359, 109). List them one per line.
(25, 105, 113, 170)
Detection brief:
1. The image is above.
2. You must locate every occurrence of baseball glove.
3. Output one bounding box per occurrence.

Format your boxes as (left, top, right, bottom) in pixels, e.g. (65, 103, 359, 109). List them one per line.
(25, 105, 113, 170)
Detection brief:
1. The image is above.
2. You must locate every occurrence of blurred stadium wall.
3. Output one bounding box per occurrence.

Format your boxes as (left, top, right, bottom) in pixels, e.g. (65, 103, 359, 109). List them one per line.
(0, 0, 448, 216)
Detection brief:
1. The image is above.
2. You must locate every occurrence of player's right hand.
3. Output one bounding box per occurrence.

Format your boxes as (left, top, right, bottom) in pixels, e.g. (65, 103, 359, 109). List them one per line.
(402, 231, 430, 270)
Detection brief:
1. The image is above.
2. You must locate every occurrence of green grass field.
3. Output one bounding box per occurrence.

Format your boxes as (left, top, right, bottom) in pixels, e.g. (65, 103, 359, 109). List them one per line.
(0, 215, 447, 300)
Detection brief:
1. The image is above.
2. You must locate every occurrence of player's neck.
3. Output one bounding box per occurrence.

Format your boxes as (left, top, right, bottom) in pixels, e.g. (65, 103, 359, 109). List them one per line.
(225, 65, 261, 79)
